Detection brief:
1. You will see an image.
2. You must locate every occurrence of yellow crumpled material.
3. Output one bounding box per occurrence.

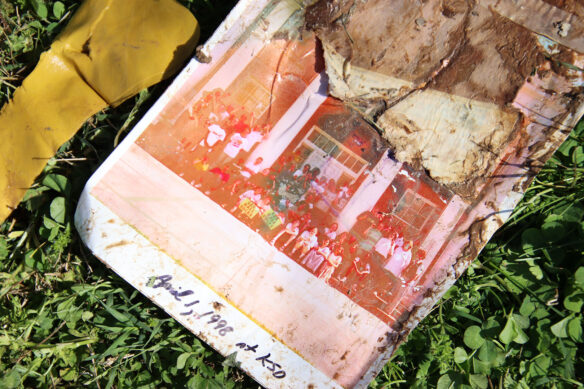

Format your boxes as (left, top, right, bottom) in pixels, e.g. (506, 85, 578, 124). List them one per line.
(0, 0, 199, 222)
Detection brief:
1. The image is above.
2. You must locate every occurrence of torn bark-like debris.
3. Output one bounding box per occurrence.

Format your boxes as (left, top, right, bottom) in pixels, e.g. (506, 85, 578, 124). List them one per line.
(306, 0, 584, 196)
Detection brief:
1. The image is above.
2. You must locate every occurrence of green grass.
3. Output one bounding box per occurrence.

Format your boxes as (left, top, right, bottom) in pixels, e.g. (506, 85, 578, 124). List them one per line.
(1, 1, 583, 388)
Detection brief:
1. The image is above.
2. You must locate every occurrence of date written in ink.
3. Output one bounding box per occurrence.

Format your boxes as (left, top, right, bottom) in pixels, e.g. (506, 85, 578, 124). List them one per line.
(236, 342, 286, 379)
(147, 275, 234, 336)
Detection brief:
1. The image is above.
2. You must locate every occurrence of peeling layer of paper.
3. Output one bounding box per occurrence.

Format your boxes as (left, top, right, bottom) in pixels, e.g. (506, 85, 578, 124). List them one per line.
(483, 0, 584, 53)
(307, 0, 584, 193)
(377, 90, 519, 185)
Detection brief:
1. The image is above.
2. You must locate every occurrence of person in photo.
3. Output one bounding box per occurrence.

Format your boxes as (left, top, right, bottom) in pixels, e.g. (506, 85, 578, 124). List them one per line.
(340, 253, 370, 285)
(316, 177, 337, 211)
(242, 157, 264, 178)
(333, 182, 351, 209)
(183, 90, 232, 156)
(318, 245, 343, 284)
(291, 227, 319, 258)
(231, 187, 263, 214)
(374, 233, 394, 259)
(302, 238, 331, 273)
(293, 164, 311, 178)
(384, 240, 413, 279)
(324, 222, 338, 241)
(270, 219, 301, 249)
(201, 123, 226, 152)
(242, 124, 269, 154)
(212, 129, 248, 168)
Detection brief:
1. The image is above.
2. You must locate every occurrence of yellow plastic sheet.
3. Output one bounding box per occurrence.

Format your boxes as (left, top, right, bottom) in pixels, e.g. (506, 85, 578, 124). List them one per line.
(0, 0, 199, 222)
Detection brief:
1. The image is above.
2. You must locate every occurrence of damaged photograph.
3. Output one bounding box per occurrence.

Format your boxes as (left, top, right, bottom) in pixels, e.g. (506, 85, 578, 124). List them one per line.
(76, 0, 584, 387)
(138, 88, 464, 324)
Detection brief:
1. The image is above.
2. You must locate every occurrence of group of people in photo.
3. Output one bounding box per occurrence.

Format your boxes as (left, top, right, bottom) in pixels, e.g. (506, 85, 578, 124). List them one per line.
(174, 88, 426, 318)
(177, 89, 270, 174)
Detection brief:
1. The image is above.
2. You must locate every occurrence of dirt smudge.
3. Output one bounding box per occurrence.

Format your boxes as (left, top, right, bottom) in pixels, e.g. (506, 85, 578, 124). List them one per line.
(105, 240, 130, 250)
(212, 301, 223, 310)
